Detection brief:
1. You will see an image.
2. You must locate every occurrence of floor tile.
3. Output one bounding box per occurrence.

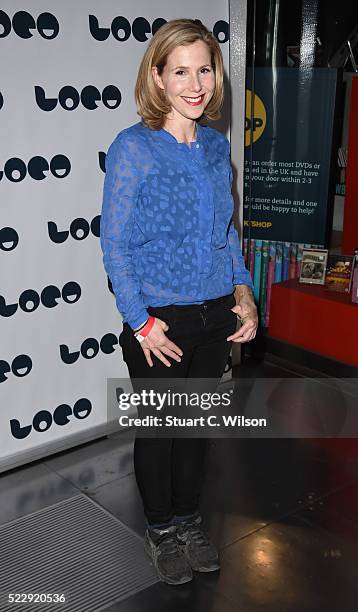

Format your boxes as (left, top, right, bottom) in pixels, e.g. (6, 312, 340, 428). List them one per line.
(0, 463, 77, 525)
(44, 434, 135, 492)
(212, 516, 358, 612)
(295, 480, 358, 540)
(199, 437, 357, 548)
(88, 472, 145, 535)
(103, 577, 239, 612)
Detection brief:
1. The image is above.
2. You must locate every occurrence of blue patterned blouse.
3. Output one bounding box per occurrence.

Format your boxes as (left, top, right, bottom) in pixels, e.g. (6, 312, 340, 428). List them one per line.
(100, 120, 253, 330)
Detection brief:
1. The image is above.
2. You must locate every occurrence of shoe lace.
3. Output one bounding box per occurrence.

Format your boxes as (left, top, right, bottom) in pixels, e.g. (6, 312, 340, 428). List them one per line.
(156, 532, 180, 555)
(179, 523, 209, 548)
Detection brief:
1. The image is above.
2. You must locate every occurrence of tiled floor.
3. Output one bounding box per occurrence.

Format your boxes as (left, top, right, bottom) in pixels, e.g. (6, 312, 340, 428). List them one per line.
(1, 359, 358, 611)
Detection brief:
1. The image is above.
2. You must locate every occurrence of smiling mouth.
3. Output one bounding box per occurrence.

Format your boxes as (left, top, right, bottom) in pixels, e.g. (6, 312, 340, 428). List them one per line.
(181, 95, 205, 106)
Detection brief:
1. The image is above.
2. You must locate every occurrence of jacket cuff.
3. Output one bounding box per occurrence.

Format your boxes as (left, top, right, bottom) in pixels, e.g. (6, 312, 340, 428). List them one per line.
(127, 310, 150, 331)
(233, 270, 254, 291)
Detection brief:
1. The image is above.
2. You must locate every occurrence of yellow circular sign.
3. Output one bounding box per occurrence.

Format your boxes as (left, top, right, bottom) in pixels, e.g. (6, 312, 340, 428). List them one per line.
(245, 89, 266, 146)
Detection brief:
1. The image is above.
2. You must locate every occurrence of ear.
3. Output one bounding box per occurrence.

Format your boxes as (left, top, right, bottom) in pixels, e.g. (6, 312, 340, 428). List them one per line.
(151, 66, 164, 90)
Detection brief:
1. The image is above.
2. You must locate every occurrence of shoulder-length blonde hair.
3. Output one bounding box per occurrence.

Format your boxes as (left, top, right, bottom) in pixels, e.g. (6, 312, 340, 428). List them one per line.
(135, 19, 224, 130)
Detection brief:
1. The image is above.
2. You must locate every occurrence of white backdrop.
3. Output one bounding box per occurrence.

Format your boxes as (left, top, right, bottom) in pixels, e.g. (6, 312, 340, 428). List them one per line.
(0, 1, 233, 471)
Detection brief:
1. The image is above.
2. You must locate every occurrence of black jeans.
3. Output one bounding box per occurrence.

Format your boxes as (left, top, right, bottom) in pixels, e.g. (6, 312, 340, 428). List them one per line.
(119, 292, 237, 526)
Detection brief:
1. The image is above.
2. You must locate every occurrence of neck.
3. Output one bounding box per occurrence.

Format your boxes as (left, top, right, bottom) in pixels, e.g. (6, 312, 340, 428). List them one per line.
(162, 117, 197, 144)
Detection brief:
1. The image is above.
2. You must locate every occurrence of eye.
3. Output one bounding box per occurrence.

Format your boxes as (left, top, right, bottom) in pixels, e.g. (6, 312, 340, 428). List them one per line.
(175, 70, 186, 75)
(201, 67, 212, 73)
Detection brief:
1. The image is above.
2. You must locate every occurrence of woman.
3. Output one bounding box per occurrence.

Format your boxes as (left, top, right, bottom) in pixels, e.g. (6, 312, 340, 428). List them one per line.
(100, 18, 258, 585)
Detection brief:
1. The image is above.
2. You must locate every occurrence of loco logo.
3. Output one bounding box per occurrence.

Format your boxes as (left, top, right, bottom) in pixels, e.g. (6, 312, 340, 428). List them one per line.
(0, 10, 59, 39)
(48, 215, 100, 243)
(0, 354, 32, 383)
(60, 333, 120, 364)
(99, 152, 106, 173)
(245, 89, 267, 146)
(107, 276, 114, 295)
(0, 282, 81, 317)
(0, 155, 71, 182)
(89, 15, 229, 43)
(35, 85, 121, 111)
(0, 227, 19, 251)
(10, 398, 92, 440)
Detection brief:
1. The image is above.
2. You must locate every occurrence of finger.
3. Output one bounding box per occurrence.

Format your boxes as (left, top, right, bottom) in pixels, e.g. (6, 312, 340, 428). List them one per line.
(228, 326, 255, 342)
(157, 318, 169, 331)
(227, 327, 244, 341)
(227, 323, 253, 341)
(160, 345, 182, 362)
(233, 334, 252, 343)
(240, 326, 257, 342)
(143, 348, 153, 367)
(151, 347, 171, 367)
(243, 327, 257, 342)
(250, 326, 258, 339)
(231, 306, 243, 316)
(164, 339, 183, 356)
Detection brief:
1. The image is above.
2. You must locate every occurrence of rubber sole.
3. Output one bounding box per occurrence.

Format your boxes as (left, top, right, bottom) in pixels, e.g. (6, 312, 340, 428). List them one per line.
(180, 544, 221, 572)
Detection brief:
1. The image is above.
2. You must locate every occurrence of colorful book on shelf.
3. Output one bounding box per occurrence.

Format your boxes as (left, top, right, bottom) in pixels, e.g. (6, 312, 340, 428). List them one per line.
(296, 243, 305, 277)
(259, 240, 269, 326)
(249, 239, 255, 279)
(289, 243, 298, 279)
(353, 250, 358, 304)
(274, 242, 283, 283)
(265, 242, 276, 327)
(253, 239, 262, 304)
(282, 242, 290, 280)
(325, 254, 354, 293)
(352, 267, 358, 304)
(243, 238, 248, 267)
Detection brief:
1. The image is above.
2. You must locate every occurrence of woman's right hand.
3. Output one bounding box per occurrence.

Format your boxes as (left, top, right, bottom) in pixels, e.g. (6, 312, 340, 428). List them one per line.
(140, 317, 183, 367)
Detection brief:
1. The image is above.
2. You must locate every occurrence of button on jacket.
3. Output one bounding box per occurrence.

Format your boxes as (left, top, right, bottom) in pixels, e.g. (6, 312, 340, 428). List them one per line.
(100, 120, 253, 330)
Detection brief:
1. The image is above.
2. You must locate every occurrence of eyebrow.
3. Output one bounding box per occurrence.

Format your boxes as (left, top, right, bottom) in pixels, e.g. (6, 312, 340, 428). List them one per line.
(172, 64, 211, 70)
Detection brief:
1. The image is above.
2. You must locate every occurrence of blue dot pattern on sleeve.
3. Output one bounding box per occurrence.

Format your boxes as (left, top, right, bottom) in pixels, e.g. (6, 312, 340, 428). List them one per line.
(100, 120, 253, 330)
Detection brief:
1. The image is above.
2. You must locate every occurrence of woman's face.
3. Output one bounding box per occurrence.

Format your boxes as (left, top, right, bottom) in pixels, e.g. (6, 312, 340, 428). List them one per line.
(152, 40, 216, 123)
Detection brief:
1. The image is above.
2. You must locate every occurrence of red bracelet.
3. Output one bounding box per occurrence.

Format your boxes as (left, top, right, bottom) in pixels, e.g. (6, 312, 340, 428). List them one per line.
(135, 315, 155, 338)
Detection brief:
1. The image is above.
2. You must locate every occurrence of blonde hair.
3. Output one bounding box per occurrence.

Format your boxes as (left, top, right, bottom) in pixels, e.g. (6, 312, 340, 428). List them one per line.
(134, 19, 224, 130)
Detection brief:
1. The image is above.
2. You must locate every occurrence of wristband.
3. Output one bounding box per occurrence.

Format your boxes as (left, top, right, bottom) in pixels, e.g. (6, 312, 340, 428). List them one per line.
(133, 318, 149, 332)
(134, 315, 155, 343)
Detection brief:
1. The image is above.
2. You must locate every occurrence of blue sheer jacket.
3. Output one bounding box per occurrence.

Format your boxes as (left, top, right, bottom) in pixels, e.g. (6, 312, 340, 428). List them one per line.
(100, 120, 253, 330)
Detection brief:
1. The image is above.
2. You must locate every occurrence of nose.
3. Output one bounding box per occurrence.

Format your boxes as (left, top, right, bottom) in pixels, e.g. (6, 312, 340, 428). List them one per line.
(189, 72, 202, 93)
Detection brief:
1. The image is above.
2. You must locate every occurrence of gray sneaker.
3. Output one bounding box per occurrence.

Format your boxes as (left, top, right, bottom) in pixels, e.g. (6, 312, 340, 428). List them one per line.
(144, 524, 193, 585)
(175, 515, 220, 572)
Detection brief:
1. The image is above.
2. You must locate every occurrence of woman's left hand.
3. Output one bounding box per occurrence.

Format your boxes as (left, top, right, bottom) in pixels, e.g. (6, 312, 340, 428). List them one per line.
(227, 287, 258, 343)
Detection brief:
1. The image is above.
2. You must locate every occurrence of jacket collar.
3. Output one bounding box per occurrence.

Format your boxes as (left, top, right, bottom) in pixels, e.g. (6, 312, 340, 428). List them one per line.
(155, 122, 203, 146)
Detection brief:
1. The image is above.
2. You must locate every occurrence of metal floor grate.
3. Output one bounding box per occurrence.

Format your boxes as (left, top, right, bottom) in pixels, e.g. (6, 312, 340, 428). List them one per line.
(0, 494, 159, 612)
